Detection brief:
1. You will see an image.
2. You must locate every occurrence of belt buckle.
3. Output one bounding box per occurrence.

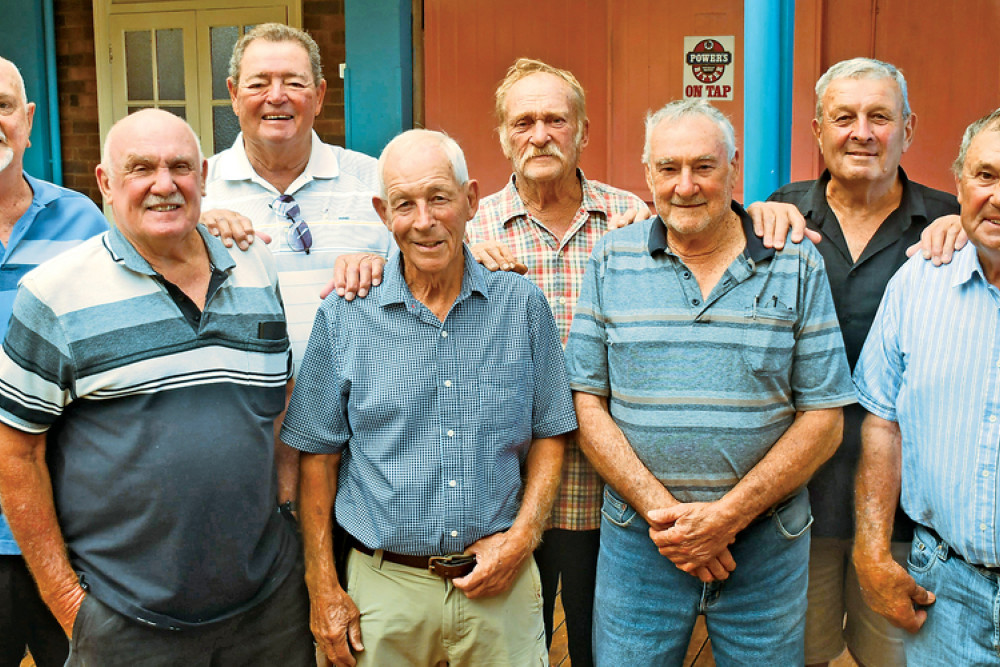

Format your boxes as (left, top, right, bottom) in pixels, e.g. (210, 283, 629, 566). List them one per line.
(428, 554, 477, 579)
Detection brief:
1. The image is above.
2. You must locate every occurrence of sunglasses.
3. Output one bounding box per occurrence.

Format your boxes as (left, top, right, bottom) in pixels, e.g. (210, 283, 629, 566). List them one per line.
(270, 194, 313, 254)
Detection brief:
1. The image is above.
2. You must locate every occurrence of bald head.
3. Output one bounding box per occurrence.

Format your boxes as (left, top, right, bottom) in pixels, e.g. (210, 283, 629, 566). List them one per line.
(102, 109, 203, 172)
(0, 58, 27, 106)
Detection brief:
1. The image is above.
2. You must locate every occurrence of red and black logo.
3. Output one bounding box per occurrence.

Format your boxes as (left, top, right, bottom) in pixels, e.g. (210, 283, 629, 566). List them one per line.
(685, 39, 732, 84)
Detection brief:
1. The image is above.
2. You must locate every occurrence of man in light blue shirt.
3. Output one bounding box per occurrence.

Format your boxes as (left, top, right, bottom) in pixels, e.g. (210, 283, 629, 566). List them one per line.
(282, 129, 576, 666)
(853, 107, 1000, 666)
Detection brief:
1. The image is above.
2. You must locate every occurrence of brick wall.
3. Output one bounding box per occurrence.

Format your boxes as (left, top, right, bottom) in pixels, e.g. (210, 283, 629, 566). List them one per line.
(52, 0, 348, 206)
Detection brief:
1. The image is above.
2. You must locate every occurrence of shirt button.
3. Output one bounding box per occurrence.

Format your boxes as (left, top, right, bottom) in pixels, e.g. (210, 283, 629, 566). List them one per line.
(449, 480, 457, 487)
(984, 470, 991, 477)
(982, 523, 989, 531)
(441, 331, 448, 338)
(991, 416, 997, 423)
(691, 298, 700, 306)
(447, 429, 455, 437)
(194, 313, 201, 322)
(682, 271, 691, 279)
(450, 530, 458, 537)
(559, 296, 567, 305)
(444, 380, 452, 388)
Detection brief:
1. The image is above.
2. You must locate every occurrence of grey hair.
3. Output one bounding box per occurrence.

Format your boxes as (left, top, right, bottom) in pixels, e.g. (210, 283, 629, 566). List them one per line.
(0, 57, 28, 105)
(952, 108, 1000, 176)
(229, 23, 323, 85)
(642, 99, 736, 164)
(815, 57, 910, 121)
(377, 129, 469, 199)
(101, 108, 204, 169)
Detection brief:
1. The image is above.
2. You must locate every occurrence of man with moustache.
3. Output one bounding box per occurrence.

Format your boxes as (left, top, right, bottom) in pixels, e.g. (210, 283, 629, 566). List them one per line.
(766, 58, 960, 667)
(0, 109, 312, 665)
(853, 107, 1000, 666)
(0, 56, 108, 667)
(566, 99, 855, 664)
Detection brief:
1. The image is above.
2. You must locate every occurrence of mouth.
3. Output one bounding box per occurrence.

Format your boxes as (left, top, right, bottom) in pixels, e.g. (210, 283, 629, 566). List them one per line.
(262, 114, 293, 121)
(147, 204, 182, 213)
(414, 240, 446, 250)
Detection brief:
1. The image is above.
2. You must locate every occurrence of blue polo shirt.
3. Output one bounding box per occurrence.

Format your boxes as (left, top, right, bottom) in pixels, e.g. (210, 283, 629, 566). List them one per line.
(0, 173, 108, 555)
(281, 246, 578, 556)
(566, 203, 856, 502)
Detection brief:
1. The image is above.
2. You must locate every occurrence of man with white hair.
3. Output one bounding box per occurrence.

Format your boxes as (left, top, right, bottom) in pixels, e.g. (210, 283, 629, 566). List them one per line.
(0, 56, 108, 667)
(566, 99, 855, 664)
(0, 108, 312, 665)
(283, 129, 577, 666)
(767, 57, 960, 667)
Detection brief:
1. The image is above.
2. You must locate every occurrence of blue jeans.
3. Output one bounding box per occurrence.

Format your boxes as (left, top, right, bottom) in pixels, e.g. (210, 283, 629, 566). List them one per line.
(593, 486, 812, 667)
(905, 524, 1000, 666)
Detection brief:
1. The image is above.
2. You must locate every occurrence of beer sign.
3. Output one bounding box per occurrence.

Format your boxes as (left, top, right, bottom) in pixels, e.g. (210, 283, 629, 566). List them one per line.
(683, 36, 735, 101)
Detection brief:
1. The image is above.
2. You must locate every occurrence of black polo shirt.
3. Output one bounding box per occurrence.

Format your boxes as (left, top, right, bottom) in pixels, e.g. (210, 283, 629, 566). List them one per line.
(768, 168, 959, 539)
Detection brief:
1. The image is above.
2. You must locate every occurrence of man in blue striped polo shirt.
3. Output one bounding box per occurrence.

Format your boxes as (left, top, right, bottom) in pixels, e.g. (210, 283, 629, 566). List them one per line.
(0, 57, 109, 667)
(282, 129, 577, 666)
(853, 108, 1000, 666)
(0, 109, 313, 665)
(565, 99, 856, 664)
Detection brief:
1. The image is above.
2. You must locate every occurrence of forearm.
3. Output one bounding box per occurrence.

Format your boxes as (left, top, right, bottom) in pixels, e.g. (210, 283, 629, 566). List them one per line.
(853, 414, 903, 563)
(506, 434, 565, 556)
(715, 407, 843, 532)
(0, 428, 83, 632)
(298, 452, 342, 594)
(573, 391, 677, 521)
(273, 380, 298, 503)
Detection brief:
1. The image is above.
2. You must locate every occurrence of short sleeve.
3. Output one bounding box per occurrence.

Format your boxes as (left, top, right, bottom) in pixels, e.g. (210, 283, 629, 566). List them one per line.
(565, 239, 611, 396)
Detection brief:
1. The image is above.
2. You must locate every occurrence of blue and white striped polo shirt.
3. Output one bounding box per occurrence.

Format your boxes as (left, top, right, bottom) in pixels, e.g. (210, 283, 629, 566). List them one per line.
(0, 225, 296, 629)
(566, 205, 856, 502)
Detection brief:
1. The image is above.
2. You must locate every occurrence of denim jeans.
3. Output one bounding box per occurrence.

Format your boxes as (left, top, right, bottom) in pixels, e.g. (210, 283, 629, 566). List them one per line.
(905, 524, 1000, 666)
(593, 486, 812, 667)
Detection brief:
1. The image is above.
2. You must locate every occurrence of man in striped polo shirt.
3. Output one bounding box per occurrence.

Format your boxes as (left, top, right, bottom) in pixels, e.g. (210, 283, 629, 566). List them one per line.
(0, 56, 109, 667)
(565, 99, 856, 664)
(853, 108, 1000, 666)
(0, 109, 313, 665)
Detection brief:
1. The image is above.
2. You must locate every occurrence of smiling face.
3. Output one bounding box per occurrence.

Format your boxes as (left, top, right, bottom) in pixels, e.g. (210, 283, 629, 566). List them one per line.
(96, 110, 206, 254)
(500, 72, 588, 184)
(374, 139, 479, 284)
(957, 126, 1000, 269)
(228, 39, 326, 150)
(0, 59, 35, 175)
(813, 76, 914, 188)
(644, 114, 739, 240)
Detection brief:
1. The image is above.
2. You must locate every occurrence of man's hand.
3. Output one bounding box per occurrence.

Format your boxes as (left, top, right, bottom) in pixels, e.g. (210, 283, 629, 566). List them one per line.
(469, 241, 528, 275)
(51, 583, 87, 638)
(201, 209, 271, 250)
(747, 201, 821, 249)
(647, 502, 739, 582)
(310, 586, 364, 667)
(905, 214, 967, 266)
(452, 530, 530, 599)
(854, 550, 935, 633)
(324, 253, 387, 301)
(608, 204, 652, 230)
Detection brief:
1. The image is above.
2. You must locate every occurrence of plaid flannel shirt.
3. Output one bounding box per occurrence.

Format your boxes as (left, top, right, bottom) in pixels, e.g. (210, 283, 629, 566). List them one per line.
(467, 170, 648, 531)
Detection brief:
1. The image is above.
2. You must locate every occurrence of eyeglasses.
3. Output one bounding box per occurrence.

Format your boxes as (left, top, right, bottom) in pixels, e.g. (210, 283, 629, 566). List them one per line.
(270, 194, 313, 254)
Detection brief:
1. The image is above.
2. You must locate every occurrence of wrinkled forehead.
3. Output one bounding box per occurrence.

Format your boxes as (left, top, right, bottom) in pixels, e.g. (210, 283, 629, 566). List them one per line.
(821, 75, 904, 112)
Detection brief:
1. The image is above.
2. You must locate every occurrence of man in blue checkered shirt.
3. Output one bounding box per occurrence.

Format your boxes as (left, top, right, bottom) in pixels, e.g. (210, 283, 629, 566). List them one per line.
(281, 129, 577, 667)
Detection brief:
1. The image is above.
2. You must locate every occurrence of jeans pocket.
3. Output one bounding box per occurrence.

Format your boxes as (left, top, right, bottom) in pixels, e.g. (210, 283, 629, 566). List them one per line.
(773, 490, 813, 540)
(907, 530, 939, 574)
(70, 594, 93, 647)
(600, 486, 637, 528)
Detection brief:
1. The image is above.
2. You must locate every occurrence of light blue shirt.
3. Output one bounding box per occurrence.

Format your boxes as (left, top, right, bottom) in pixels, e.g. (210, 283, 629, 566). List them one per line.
(0, 173, 108, 555)
(280, 247, 578, 556)
(855, 244, 1000, 566)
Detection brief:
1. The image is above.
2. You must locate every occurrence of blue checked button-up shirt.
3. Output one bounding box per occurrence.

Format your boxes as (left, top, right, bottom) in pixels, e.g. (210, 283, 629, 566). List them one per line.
(280, 246, 577, 556)
(855, 244, 1000, 566)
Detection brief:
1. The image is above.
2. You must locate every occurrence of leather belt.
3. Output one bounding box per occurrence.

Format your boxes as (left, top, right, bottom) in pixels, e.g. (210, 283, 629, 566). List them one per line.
(347, 535, 477, 579)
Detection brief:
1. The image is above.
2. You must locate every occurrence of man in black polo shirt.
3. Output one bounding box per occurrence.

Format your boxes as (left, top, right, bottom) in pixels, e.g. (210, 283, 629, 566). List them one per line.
(767, 58, 960, 667)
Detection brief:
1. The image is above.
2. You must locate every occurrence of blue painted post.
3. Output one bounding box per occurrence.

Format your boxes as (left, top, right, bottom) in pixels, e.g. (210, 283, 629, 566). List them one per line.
(743, 0, 794, 203)
(343, 0, 413, 157)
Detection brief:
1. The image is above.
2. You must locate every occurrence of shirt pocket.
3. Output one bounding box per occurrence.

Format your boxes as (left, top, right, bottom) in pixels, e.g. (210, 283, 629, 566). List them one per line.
(477, 363, 532, 445)
(742, 304, 796, 376)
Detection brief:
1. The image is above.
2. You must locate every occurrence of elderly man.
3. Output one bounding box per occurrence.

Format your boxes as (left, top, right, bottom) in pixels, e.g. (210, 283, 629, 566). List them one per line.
(565, 99, 856, 664)
(203, 22, 391, 371)
(766, 58, 960, 667)
(0, 109, 312, 665)
(281, 129, 577, 666)
(0, 57, 108, 667)
(852, 108, 1000, 667)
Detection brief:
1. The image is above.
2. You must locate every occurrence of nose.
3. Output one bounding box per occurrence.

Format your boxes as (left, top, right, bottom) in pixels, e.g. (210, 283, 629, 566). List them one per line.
(529, 120, 549, 146)
(675, 167, 698, 198)
(413, 201, 434, 229)
(265, 79, 287, 104)
(150, 166, 177, 195)
(851, 116, 874, 142)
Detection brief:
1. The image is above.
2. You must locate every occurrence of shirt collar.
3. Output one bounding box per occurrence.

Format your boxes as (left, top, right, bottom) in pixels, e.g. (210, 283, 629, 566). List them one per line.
(952, 243, 986, 288)
(378, 244, 488, 308)
(216, 131, 340, 192)
(21, 172, 60, 208)
(647, 201, 772, 263)
(105, 223, 236, 276)
(499, 168, 598, 227)
(805, 167, 925, 233)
